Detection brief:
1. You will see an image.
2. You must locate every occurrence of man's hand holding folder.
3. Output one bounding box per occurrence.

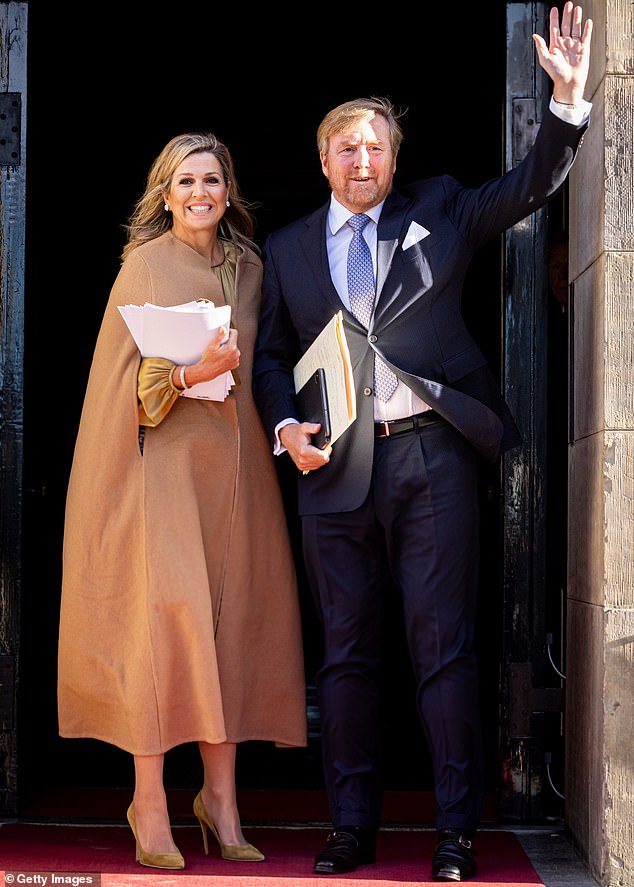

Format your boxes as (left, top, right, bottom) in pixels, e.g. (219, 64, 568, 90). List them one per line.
(293, 311, 356, 448)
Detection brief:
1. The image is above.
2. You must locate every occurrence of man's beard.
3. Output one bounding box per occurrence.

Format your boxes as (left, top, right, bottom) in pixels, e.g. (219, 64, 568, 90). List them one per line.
(343, 180, 380, 209)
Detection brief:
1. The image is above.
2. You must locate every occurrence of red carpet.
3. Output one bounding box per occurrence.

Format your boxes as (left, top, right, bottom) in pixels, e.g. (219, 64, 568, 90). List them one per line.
(0, 824, 543, 886)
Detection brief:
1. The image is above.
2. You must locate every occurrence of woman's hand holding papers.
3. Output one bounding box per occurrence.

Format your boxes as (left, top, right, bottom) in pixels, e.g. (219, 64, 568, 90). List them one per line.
(177, 326, 240, 389)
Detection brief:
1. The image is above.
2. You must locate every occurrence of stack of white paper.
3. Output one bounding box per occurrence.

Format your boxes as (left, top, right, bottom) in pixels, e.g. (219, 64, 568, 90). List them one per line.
(118, 300, 234, 401)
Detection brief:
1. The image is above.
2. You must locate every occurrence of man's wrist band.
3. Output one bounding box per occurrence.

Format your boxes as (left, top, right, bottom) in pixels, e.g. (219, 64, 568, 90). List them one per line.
(553, 97, 577, 109)
(180, 365, 191, 389)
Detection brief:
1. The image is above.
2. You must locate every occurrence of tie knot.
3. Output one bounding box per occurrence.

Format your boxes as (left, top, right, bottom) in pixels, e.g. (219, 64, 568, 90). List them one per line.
(347, 213, 370, 233)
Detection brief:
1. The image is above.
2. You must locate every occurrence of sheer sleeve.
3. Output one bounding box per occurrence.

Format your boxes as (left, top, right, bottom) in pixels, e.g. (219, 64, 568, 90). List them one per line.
(138, 357, 180, 427)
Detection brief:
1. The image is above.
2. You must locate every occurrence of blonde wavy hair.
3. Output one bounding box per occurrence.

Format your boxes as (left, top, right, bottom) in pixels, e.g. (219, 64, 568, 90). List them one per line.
(316, 96, 406, 156)
(121, 132, 258, 261)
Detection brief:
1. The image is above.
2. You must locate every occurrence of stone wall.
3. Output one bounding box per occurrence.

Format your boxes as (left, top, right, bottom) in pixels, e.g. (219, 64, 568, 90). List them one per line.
(566, 2, 634, 884)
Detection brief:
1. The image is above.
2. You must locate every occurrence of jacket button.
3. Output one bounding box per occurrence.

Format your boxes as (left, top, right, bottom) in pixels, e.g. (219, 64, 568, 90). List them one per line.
(363, 387, 373, 397)
(369, 334, 377, 342)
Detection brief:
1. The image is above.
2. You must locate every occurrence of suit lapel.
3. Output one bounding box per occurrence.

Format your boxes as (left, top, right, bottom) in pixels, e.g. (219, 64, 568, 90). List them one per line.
(298, 193, 421, 330)
(298, 205, 344, 316)
(375, 189, 412, 297)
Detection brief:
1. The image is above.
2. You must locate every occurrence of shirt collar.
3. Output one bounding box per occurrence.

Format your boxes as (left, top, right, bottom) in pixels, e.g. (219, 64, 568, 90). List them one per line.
(328, 194, 385, 235)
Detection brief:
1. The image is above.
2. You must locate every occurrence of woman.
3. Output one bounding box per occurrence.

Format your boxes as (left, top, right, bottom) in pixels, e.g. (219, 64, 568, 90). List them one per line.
(58, 132, 307, 870)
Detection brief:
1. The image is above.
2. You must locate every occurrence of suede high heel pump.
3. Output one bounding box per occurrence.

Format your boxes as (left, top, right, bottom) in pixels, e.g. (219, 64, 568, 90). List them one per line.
(193, 790, 265, 861)
(126, 803, 185, 870)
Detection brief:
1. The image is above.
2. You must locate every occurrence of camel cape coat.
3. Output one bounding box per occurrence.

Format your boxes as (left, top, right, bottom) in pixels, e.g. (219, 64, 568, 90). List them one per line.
(58, 231, 307, 755)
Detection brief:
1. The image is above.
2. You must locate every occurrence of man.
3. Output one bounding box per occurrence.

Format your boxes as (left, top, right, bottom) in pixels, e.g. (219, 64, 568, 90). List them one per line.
(253, 4, 592, 882)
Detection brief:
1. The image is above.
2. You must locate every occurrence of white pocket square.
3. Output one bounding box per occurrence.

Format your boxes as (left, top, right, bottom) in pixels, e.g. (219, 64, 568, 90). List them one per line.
(402, 220, 431, 250)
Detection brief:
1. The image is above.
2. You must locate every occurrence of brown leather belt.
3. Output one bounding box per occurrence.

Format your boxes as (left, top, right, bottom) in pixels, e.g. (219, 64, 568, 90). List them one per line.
(374, 410, 441, 438)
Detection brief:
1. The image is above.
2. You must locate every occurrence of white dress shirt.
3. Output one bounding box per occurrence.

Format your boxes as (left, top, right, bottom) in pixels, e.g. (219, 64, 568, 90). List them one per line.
(326, 196, 430, 422)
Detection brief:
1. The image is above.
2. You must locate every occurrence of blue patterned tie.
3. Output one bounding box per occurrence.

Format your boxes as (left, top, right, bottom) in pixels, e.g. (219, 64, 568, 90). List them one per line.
(347, 214, 398, 401)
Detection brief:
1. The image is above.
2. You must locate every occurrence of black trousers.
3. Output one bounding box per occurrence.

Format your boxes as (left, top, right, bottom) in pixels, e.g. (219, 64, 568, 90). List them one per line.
(302, 419, 485, 834)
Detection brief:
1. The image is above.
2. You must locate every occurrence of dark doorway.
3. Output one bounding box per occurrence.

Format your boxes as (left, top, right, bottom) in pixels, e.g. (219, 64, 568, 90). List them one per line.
(21, 6, 510, 817)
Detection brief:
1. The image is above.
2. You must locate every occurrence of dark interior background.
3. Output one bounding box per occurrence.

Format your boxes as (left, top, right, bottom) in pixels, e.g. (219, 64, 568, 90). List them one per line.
(19, 3, 551, 817)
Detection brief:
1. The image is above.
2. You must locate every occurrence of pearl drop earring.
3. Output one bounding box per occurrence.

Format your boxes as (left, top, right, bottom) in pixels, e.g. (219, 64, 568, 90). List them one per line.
(164, 203, 170, 212)
(226, 200, 231, 207)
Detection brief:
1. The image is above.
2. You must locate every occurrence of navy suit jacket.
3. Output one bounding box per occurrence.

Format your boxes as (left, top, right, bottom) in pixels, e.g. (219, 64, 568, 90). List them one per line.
(253, 109, 587, 516)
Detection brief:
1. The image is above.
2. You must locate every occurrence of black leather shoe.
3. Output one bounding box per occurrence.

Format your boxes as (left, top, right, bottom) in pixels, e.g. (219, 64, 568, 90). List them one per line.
(313, 828, 376, 874)
(431, 829, 478, 882)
